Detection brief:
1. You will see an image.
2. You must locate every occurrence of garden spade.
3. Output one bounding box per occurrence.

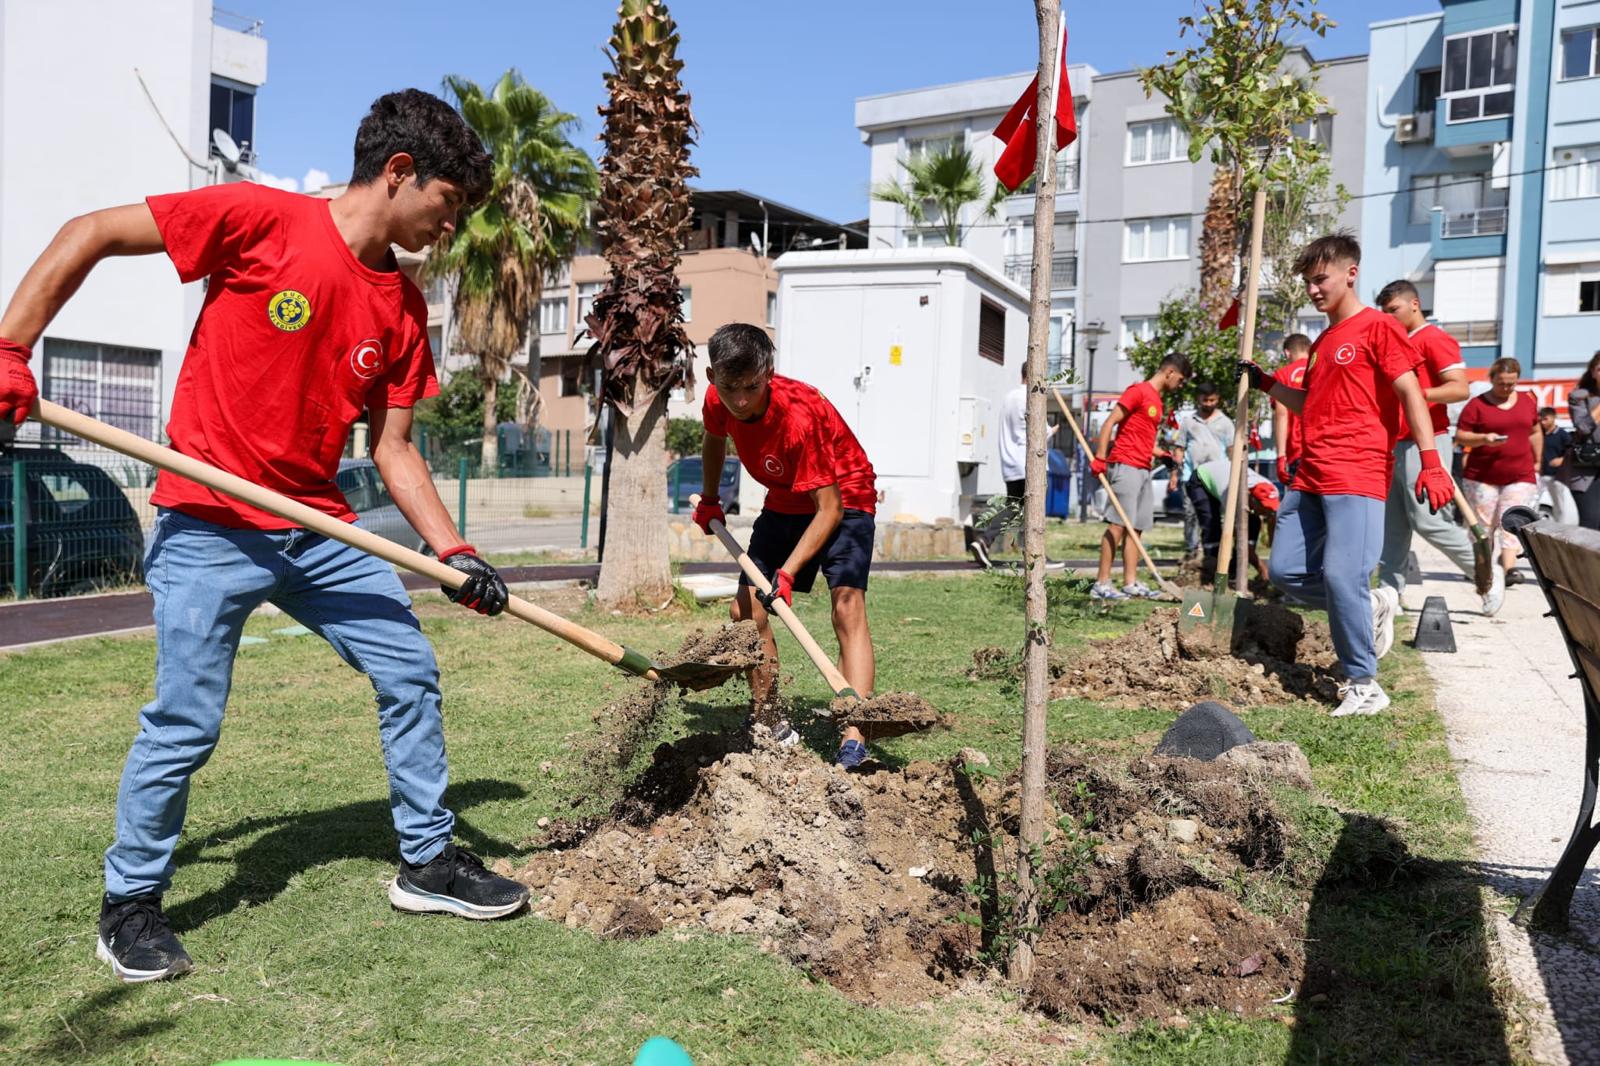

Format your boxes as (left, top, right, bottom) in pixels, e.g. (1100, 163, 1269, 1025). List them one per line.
(1453, 485, 1495, 596)
(32, 400, 743, 690)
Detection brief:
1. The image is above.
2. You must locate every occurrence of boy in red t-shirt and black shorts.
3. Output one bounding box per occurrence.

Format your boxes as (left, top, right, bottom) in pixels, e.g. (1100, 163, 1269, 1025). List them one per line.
(1240, 234, 1454, 718)
(693, 324, 879, 769)
(1087, 354, 1191, 600)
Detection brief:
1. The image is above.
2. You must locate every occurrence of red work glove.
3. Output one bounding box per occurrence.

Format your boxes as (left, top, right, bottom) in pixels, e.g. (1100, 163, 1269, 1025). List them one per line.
(1414, 449, 1455, 514)
(692, 494, 724, 535)
(758, 568, 794, 610)
(1276, 456, 1291, 484)
(1089, 457, 1108, 477)
(0, 338, 38, 426)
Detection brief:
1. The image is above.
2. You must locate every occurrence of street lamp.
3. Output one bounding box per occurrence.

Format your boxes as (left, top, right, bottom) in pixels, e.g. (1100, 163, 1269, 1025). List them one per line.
(1076, 319, 1107, 522)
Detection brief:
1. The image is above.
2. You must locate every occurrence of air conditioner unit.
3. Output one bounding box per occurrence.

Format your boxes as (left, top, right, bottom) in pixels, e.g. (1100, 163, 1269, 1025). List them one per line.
(1395, 112, 1434, 144)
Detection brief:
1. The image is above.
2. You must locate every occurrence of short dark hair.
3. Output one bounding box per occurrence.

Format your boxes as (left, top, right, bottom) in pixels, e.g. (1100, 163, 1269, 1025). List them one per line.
(351, 89, 492, 204)
(1490, 356, 1522, 378)
(1540, 406, 1557, 417)
(1283, 333, 1312, 354)
(708, 323, 774, 380)
(1159, 353, 1192, 378)
(1375, 279, 1419, 308)
(1293, 232, 1361, 278)
(1193, 380, 1219, 397)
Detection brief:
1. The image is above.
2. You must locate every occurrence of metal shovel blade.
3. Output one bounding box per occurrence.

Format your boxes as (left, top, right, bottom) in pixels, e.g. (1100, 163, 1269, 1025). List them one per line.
(1178, 584, 1239, 652)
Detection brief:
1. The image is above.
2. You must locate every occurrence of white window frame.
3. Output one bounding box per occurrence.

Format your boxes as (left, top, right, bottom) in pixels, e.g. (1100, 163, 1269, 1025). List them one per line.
(575, 282, 603, 327)
(41, 338, 163, 442)
(538, 295, 568, 336)
(1125, 119, 1188, 166)
(1544, 262, 1600, 316)
(1441, 25, 1517, 124)
(1121, 316, 1158, 350)
(904, 133, 961, 167)
(1560, 25, 1600, 81)
(1551, 144, 1600, 201)
(766, 291, 777, 325)
(901, 226, 949, 249)
(1123, 216, 1191, 263)
(679, 285, 693, 322)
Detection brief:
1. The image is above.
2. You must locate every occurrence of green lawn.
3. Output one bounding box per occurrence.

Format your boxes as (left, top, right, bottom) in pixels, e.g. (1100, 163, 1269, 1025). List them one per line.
(1, 573, 1514, 1064)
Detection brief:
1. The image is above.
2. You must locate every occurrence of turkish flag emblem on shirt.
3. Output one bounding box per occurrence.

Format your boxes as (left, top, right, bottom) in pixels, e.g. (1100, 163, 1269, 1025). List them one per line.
(993, 15, 1078, 192)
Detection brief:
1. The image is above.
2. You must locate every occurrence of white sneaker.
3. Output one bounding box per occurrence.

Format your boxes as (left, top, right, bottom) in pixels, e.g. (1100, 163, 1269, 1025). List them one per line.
(1370, 586, 1399, 659)
(1090, 582, 1128, 601)
(1331, 680, 1390, 718)
(1122, 582, 1160, 599)
(1482, 565, 1505, 617)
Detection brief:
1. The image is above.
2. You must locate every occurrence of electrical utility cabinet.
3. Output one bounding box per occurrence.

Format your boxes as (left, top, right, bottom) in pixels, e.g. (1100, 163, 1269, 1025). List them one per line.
(768, 248, 1029, 524)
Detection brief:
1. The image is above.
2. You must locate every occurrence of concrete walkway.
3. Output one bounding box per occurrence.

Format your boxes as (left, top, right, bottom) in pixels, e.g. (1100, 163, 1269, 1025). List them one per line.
(1410, 538, 1600, 1064)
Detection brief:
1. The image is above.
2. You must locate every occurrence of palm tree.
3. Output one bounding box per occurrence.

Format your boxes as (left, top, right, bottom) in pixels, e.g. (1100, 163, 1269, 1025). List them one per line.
(870, 143, 1008, 248)
(587, 0, 697, 608)
(428, 70, 598, 472)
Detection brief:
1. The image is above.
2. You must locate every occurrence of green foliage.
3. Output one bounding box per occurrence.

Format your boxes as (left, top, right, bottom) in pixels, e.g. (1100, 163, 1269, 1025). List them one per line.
(665, 416, 704, 457)
(414, 369, 518, 441)
(1261, 155, 1351, 333)
(871, 143, 1009, 248)
(1125, 294, 1250, 400)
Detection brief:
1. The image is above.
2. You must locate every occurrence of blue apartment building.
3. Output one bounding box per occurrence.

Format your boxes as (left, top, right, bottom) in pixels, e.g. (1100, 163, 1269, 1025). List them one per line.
(1362, 0, 1600, 380)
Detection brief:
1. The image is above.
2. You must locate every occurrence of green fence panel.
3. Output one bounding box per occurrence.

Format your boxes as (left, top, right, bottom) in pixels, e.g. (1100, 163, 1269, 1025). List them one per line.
(11, 457, 25, 600)
(456, 457, 469, 540)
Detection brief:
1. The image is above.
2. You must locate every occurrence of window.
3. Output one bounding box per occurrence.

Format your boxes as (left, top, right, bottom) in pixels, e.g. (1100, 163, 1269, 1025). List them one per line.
(1414, 68, 1442, 115)
(1123, 216, 1190, 262)
(1585, 281, 1600, 314)
(538, 296, 568, 336)
(901, 227, 949, 249)
(1121, 317, 1158, 350)
(1294, 314, 1328, 338)
(1545, 262, 1600, 315)
(42, 339, 162, 441)
(560, 360, 584, 397)
(208, 80, 256, 157)
(1434, 257, 1504, 324)
(576, 281, 603, 327)
(978, 299, 1005, 364)
(1126, 119, 1189, 165)
(1047, 316, 1069, 378)
(1408, 173, 1507, 225)
(1442, 27, 1516, 122)
(1291, 115, 1333, 148)
(1562, 27, 1599, 80)
(906, 134, 959, 164)
(679, 286, 693, 321)
(1551, 145, 1600, 200)
(766, 291, 777, 325)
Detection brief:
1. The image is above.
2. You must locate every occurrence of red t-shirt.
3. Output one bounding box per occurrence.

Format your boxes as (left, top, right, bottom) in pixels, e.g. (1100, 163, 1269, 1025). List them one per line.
(1274, 357, 1309, 463)
(1107, 381, 1163, 468)
(703, 375, 876, 515)
(147, 183, 438, 529)
(1396, 323, 1465, 441)
(1458, 391, 1538, 485)
(1294, 307, 1423, 500)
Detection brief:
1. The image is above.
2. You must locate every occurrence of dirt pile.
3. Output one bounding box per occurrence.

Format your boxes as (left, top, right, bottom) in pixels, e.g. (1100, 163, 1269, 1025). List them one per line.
(1053, 605, 1340, 709)
(514, 737, 1308, 1021)
(829, 691, 944, 740)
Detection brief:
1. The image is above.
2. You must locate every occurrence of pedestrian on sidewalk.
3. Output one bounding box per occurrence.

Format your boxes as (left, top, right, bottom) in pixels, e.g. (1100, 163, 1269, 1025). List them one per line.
(1539, 406, 1578, 525)
(1456, 358, 1541, 581)
(1271, 334, 1311, 488)
(0, 90, 532, 984)
(969, 365, 1026, 568)
(1566, 352, 1600, 531)
(1239, 233, 1450, 719)
(1173, 380, 1234, 561)
(1087, 353, 1191, 601)
(1371, 280, 1487, 609)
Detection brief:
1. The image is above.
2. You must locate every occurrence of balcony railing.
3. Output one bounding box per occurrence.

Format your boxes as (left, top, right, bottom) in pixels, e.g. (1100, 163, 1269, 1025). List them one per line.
(1441, 206, 1508, 238)
(1009, 160, 1079, 197)
(1439, 320, 1500, 345)
(1004, 253, 1078, 290)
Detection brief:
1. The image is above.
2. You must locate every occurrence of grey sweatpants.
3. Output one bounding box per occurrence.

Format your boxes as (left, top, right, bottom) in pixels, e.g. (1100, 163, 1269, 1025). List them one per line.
(1376, 435, 1477, 595)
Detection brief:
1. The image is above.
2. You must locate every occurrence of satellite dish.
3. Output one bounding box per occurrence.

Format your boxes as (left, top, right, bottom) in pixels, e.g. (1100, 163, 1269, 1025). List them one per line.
(749, 233, 766, 257)
(212, 128, 241, 170)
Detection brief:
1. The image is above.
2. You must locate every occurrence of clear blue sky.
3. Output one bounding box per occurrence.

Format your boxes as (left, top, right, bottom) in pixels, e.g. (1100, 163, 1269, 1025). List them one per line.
(248, 0, 1428, 223)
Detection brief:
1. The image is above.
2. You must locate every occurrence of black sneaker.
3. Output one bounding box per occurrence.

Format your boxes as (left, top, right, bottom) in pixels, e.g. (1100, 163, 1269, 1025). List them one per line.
(389, 844, 528, 920)
(97, 894, 192, 983)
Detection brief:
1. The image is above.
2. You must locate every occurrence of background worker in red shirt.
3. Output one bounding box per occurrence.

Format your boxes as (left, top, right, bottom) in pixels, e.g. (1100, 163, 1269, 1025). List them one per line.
(1372, 280, 1486, 610)
(1087, 354, 1191, 601)
(0, 91, 531, 983)
(1240, 234, 1452, 719)
(693, 324, 879, 770)
(1271, 333, 1311, 486)
(1456, 356, 1542, 581)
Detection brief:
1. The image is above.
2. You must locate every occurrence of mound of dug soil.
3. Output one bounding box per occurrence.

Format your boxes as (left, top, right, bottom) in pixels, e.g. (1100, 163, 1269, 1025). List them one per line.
(829, 691, 944, 740)
(1054, 605, 1340, 709)
(514, 736, 1307, 1022)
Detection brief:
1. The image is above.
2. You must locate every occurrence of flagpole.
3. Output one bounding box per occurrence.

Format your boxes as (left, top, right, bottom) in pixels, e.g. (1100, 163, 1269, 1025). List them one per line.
(1011, 0, 1062, 988)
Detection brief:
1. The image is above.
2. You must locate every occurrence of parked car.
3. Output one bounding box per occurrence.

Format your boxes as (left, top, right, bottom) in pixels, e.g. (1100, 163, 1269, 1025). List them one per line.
(0, 447, 144, 597)
(667, 456, 741, 513)
(336, 458, 428, 552)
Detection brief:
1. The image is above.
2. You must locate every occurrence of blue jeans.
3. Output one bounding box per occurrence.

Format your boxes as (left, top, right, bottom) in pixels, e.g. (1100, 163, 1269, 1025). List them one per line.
(105, 510, 453, 901)
(1267, 491, 1385, 683)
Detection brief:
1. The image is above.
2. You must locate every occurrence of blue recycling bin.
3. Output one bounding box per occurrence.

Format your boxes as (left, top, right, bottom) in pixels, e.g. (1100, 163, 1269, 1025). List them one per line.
(1046, 448, 1071, 518)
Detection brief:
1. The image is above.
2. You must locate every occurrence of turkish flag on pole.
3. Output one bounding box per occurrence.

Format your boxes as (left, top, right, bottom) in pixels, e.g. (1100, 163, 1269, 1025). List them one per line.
(993, 11, 1077, 193)
(1217, 296, 1241, 330)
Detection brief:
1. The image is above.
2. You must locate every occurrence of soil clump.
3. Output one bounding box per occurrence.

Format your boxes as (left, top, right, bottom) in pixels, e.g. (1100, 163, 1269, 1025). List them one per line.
(829, 691, 944, 740)
(1053, 605, 1339, 709)
(514, 737, 1310, 1022)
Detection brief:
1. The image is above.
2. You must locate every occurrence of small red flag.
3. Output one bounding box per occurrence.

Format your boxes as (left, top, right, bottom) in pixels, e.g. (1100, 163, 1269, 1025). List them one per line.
(1218, 297, 1241, 330)
(993, 14, 1077, 192)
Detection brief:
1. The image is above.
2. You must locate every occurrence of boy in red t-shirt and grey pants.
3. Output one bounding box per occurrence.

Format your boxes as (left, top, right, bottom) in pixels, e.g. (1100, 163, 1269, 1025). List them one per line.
(1087, 353, 1191, 601)
(692, 324, 879, 769)
(1240, 234, 1455, 718)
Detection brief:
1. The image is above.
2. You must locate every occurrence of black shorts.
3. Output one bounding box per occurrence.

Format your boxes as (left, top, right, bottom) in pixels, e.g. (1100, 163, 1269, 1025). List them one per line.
(741, 508, 875, 594)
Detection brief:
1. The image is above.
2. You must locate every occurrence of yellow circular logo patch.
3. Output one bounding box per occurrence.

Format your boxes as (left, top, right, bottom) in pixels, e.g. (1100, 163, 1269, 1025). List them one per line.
(267, 289, 311, 332)
(1147, 405, 1159, 418)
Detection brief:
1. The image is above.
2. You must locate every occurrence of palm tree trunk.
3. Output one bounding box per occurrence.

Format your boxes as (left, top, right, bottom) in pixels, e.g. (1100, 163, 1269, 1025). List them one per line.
(1199, 166, 1241, 322)
(480, 375, 500, 473)
(596, 384, 673, 607)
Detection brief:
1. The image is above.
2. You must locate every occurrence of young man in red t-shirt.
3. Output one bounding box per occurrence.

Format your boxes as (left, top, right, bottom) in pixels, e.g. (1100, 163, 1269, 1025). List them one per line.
(1271, 333, 1311, 486)
(693, 324, 879, 769)
(1373, 279, 1486, 610)
(1087, 354, 1191, 600)
(1240, 234, 1453, 718)
(0, 91, 530, 982)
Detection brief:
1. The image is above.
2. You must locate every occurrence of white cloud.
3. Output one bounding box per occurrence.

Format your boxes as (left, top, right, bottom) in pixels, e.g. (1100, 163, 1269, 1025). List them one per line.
(302, 168, 331, 193)
(255, 170, 299, 192)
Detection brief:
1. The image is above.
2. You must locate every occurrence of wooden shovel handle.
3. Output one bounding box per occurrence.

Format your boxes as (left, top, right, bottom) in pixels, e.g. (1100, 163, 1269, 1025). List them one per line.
(31, 399, 652, 676)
